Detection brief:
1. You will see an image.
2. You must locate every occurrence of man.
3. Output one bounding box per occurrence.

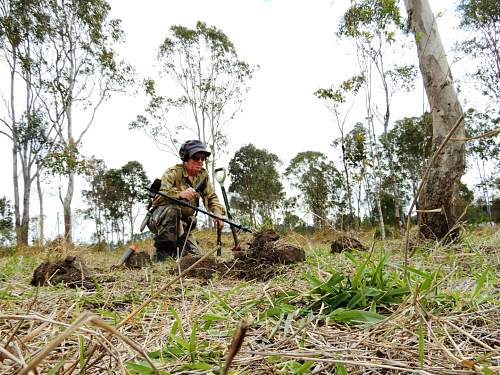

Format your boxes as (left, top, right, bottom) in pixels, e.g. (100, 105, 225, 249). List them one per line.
(149, 140, 225, 261)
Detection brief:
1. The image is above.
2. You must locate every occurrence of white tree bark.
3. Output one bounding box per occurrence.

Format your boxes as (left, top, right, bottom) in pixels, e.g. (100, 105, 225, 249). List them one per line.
(404, 0, 465, 239)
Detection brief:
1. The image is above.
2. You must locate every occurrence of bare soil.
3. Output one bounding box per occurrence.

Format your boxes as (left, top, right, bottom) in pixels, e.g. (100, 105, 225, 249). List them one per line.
(124, 251, 152, 269)
(177, 230, 306, 281)
(177, 255, 225, 279)
(331, 236, 367, 253)
(30, 256, 95, 289)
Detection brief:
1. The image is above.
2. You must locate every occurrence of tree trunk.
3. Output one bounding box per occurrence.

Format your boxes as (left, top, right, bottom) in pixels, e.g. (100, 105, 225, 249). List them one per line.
(129, 210, 134, 241)
(36, 171, 44, 247)
(9, 54, 24, 246)
(20, 166, 31, 245)
(19, 68, 33, 246)
(404, 0, 465, 240)
(63, 171, 74, 244)
(376, 40, 403, 235)
(364, 64, 386, 240)
(340, 141, 354, 222)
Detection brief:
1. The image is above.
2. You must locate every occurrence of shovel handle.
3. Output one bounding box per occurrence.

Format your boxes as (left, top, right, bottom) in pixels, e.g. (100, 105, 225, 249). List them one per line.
(216, 225, 222, 256)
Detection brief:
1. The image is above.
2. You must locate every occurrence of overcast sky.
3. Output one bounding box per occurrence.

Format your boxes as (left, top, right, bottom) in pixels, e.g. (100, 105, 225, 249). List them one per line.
(0, 0, 467, 242)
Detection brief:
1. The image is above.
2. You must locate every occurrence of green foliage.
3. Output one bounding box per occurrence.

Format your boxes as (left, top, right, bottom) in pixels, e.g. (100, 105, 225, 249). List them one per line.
(465, 108, 500, 163)
(132, 20, 257, 162)
(314, 75, 365, 104)
(343, 123, 369, 170)
(385, 113, 433, 195)
(285, 151, 344, 228)
(338, 0, 403, 41)
(0, 197, 14, 246)
(82, 159, 148, 243)
(44, 140, 87, 176)
(228, 144, 284, 226)
(456, 0, 500, 100)
(262, 253, 410, 325)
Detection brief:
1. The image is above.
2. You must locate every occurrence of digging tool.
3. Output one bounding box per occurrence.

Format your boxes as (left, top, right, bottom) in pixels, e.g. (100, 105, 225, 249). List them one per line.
(216, 225, 222, 256)
(214, 167, 241, 251)
(112, 244, 137, 269)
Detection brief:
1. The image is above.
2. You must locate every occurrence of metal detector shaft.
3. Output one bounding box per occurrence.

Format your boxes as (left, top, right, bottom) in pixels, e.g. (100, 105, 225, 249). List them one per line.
(153, 190, 252, 233)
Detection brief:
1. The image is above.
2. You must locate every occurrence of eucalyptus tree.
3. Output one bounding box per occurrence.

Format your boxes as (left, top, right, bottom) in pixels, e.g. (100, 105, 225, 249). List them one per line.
(454, 0, 499, 224)
(457, 0, 499, 102)
(315, 75, 364, 221)
(101, 168, 127, 243)
(0, 197, 14, 246)
(343, 123, 369, 228)
(82, 158, 107, 243)
(285, 151, 344, 229)
(0, 0, 52, 245)
(120, 161, 148, 239)
(338, 0, 417, 238)
(464, 109, 499, 222)
(130, 21, 257, 180)
(228, 144, 283, 226)
(404, 0, 466, 240)
(37, 0, 134, 243)
(82, 160, 148, 243)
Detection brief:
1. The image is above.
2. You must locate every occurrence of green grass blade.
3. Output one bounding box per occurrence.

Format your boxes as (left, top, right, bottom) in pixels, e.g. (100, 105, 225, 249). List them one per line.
(418, 316, 425, 368)
(335, 363, 349, 374)
(79, 335, 85, 375)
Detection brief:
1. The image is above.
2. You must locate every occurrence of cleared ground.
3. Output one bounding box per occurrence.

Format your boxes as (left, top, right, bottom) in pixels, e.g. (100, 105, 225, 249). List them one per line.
(0, 226, 499, 374)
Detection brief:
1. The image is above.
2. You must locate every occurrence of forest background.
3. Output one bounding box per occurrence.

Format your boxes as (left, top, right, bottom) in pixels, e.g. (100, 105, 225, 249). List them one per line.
(0, 0, 498, 247)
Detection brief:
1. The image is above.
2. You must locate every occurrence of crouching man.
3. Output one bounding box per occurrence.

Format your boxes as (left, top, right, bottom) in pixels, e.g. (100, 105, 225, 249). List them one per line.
(148, 140, 225, 261)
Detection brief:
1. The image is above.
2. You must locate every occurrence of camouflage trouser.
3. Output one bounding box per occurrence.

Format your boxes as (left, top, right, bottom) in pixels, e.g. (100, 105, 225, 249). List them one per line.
(147, 205, 201, 259)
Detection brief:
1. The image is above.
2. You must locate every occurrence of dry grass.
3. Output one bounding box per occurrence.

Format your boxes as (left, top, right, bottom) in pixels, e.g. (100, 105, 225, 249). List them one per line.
(0, 227, 498, 374)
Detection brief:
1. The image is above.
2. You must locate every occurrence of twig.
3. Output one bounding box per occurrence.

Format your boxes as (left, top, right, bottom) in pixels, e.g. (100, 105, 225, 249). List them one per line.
(0, 344, 24, 366)
(222, 319, 251, 375)
(450, 128, 499, 141)
(442, 319, 499, 354)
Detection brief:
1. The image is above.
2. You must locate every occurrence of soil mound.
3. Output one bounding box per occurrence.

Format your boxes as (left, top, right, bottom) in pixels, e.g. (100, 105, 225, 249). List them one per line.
(124, 251, 152, 269)
(248, 229, 280, 250)
(31, 256, 94, 289)
(238, 229, 306, 264)
(331, 236, 367, 253)
(175, 230, 306, 282)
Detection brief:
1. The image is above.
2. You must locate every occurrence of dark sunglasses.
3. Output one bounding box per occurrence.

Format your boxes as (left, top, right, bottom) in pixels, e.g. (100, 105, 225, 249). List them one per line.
(191, 155, 207, 162)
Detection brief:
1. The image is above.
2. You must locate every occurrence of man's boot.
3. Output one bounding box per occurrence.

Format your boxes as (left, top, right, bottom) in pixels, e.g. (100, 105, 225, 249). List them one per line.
(154, 238, 177, 261)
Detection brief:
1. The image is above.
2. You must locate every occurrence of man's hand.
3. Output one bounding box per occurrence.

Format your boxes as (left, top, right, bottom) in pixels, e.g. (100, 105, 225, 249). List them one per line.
(179, 187, 198, 201)
(214, 219, 224, 230)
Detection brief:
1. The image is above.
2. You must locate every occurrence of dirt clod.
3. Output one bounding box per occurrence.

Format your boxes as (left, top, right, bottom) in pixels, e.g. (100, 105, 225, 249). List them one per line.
(176, 230, 306, 281)
(124, 251, 152, 269)
(31, 256, 94, 289)
(331, 236, 367, 253)
(248, 229, 280, 250)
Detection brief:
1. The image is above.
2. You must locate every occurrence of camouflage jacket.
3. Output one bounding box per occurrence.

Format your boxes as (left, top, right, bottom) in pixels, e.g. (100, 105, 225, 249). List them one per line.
(153, 164, 226, 218)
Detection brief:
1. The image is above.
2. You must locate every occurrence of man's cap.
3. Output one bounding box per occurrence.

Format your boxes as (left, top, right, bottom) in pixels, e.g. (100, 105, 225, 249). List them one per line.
(179, 140, 211, 161)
